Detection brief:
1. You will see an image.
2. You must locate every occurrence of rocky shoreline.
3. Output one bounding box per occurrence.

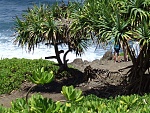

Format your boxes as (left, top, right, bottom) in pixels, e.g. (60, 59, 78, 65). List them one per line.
(69, 50, 132, 74)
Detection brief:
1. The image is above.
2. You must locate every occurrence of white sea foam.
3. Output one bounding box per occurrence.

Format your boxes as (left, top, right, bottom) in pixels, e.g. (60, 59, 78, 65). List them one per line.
(0, 35, 107, 63)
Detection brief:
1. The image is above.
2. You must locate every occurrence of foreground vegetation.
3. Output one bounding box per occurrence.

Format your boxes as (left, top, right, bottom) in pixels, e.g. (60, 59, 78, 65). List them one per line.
(0, 58, 150, 113)
(0, 86, 150, 112)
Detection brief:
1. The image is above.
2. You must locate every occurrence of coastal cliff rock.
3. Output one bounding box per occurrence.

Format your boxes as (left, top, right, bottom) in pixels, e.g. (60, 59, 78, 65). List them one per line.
(100, 50, 113, 61)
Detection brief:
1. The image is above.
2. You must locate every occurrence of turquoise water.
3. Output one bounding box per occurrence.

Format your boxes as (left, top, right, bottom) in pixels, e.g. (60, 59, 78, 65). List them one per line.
(0, 0, 107, 62)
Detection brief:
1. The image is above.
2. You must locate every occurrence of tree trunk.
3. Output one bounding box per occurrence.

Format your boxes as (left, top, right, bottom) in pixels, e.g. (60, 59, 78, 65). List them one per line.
(54, 43, 63, 66)
(63, 49, 72, 69)
(53, 43, 73, 73)
(126, 44, 150, 94)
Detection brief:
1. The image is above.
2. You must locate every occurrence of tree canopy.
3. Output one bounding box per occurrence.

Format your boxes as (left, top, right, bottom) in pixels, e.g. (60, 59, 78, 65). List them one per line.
(14, 2, 90, 70)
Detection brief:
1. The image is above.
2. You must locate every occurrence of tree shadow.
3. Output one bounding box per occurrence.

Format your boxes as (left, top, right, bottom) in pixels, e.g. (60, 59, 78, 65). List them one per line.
(26, 67, 85, 93)
(83, 84, 126, 99)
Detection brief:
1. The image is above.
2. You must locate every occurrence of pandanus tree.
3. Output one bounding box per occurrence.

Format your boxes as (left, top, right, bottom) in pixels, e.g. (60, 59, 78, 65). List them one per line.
(122, 0, 150, 94)
(14, 2, 89, 71)
(99, 0, 150, 94)
(127, 20, 150, 94)
(81, 0, 150, 94)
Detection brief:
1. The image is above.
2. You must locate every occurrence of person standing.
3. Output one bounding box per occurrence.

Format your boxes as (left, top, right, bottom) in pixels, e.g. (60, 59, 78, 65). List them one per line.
(121, 41, 129, 62)
(132, 40, 140, 58)
(113, 41, 121, 62)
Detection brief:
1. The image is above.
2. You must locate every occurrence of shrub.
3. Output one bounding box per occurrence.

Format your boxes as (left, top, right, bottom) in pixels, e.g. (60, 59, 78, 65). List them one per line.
(0, 58, 58, 94)
(1, 86, 150, 113)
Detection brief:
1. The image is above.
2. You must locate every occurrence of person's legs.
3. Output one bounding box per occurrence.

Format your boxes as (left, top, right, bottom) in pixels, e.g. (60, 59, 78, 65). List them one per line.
(123, 45, 126, 61)
(117, 52, 120, 62)
(126, 54, 129, 61)
(114, 49, 120, 62)
(113, 52, 116, 62)
(122, 44, 129, 62)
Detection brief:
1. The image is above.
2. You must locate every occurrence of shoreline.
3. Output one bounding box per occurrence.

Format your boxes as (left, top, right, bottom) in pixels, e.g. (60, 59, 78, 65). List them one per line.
(69, 56, 132, 74)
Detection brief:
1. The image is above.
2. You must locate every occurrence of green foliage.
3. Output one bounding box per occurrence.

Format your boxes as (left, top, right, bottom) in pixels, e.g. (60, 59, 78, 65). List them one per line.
(79, 94, 150, 113)
(0, 105, 10, 113)
(1, 88, 150, 113)
(14, 2, 90, 66)
(61, 85, 83, 102)
(0, 58, 58, 94)
(11, 98, 28, 113)
(29, 67, 54, 85)
(10, 94, 62, 113)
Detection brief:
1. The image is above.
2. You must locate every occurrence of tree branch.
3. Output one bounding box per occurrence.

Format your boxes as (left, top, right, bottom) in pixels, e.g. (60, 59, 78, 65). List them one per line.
(45, 56, 57, 59)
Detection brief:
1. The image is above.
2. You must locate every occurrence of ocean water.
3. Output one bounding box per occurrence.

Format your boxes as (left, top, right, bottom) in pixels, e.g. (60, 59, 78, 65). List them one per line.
(0, 0, 108, 63)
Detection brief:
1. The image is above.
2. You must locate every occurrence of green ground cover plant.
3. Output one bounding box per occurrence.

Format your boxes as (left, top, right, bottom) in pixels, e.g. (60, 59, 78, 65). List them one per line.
(0, 58, 58, 94)
(0, 86, 150, 113)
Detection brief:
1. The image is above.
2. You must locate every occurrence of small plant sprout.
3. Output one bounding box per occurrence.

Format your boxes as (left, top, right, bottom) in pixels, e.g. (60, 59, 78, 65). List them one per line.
(26, 67, 54, 102)
(61, 85, 83, 102)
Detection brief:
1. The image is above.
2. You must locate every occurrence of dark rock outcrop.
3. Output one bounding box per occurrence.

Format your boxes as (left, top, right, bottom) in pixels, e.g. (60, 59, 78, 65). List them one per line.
(71, 58, 84, 65)
(100, 50, 113, 61)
